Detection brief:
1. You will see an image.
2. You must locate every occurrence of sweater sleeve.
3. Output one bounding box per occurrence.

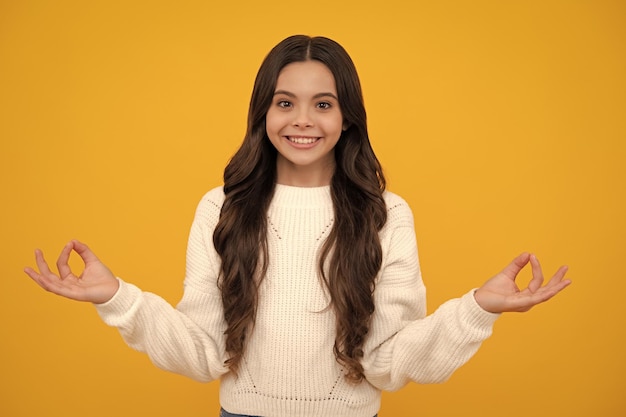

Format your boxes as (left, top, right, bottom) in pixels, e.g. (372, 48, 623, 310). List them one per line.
(94, 188, 229, 382)
(362, 199, 499, 391)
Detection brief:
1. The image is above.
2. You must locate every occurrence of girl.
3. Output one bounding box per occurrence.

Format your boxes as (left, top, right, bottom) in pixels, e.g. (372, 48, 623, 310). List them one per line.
(24, 35, 571, 417)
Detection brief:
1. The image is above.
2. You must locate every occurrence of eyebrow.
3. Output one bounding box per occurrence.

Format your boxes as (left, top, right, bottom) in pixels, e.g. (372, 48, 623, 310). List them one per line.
(273, 89, 338, 100)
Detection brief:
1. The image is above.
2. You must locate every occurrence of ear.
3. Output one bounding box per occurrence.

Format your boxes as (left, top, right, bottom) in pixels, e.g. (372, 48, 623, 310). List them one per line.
(342, 121, 350, 131)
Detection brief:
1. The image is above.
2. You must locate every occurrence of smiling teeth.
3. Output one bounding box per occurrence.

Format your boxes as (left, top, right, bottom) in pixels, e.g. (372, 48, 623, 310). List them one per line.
(288, 137, 317, 144)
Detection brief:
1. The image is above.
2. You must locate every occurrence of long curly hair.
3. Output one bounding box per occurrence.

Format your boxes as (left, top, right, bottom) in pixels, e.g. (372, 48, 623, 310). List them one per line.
(213, 35, 387, 383)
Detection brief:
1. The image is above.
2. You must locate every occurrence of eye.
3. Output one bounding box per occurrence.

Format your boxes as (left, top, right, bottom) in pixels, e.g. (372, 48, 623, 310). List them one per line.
(316, 102, 332, 110)
(277, 100, 292, 108)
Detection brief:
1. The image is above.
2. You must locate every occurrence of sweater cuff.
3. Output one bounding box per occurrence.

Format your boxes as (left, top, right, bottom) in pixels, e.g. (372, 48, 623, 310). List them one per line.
(93, 278, 143, 327)
(462, 289, 501, 329)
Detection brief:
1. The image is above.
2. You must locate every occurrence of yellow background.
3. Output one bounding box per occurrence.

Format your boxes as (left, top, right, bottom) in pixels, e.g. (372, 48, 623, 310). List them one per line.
(1, 0, 624, 416)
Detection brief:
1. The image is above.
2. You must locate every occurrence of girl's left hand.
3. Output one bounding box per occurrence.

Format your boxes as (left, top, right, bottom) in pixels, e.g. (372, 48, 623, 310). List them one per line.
(473, 253, 571, 313)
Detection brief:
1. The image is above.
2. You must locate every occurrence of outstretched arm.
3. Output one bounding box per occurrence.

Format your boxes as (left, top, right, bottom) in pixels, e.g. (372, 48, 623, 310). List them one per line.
(474, 252, 571, 313)
(24, 240, 119, 304)
(23, 233, 229, 382)
(363, 201, 572, 390)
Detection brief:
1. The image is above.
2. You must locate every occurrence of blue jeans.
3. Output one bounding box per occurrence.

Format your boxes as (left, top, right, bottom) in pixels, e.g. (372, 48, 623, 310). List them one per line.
(220, 409, 260, 417)
(220, 408, 377, 417)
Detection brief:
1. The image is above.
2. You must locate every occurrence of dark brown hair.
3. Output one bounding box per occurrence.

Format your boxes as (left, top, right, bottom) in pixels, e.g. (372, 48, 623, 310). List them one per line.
(213, 35, 387, 383)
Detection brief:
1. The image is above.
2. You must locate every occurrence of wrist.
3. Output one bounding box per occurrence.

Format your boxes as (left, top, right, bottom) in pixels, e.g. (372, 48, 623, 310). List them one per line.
(473, 288, 499, 313)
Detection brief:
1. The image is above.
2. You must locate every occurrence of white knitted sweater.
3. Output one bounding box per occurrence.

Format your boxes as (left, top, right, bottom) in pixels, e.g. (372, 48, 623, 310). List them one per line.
(95, 184, 499, 417)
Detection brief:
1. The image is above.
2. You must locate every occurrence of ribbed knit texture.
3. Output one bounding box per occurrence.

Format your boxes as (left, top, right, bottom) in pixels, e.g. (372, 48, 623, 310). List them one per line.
(95, 185, 499, 417)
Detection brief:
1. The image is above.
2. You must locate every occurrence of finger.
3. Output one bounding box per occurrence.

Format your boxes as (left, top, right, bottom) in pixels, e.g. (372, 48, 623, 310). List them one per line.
(499, 252, 531, 280)
(24, 266, 49, 292)
(33, 249, 55, 278)
(527, 254, 545, 293)
(532, 277, 571, 304)
(553, 265, 569, 281)
(547, 265, 571, 286)
(521, 271, 571, 309)
(25, 262, 63, 294)
(71, 240, 101, 264)
(24, 266, 43, 283)
(56, 241, 74, 279)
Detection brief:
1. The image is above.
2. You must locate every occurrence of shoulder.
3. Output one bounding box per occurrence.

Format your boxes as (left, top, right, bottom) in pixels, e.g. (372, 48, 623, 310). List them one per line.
(193, 185, 225, 223)
(383, 190, 415, 229)
(200, 185, 226, 207)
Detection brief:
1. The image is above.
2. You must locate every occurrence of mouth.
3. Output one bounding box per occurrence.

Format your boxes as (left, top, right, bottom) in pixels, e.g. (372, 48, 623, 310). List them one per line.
(286, 136, 320, 145)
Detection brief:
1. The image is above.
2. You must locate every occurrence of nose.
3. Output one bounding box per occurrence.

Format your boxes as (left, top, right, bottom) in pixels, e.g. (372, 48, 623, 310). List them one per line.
(292, 106, 313, 128)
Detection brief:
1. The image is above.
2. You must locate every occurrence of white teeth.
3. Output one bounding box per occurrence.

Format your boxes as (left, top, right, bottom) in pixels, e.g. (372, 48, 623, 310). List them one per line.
(288, 137, 317, 144)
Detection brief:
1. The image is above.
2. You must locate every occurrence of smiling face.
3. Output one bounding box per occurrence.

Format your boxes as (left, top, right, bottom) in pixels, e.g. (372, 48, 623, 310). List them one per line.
(265, 60, 344, 187)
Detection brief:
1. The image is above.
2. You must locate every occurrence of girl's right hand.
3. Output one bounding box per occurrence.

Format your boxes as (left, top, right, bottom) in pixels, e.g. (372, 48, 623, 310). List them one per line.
(24, 240, 119, 304)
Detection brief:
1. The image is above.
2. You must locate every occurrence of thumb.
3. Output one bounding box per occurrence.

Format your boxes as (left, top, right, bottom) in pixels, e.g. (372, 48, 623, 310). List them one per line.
(499, 252, 531, 280)
(70, 240, 101, 264)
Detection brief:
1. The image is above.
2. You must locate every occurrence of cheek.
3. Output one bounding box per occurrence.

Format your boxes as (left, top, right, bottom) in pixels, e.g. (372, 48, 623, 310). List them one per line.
(265, 110, 283, 136)
(326, 114, 345, 136)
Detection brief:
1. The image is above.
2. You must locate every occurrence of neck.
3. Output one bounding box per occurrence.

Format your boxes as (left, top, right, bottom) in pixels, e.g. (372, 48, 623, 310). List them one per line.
(275, 159, 335, 187)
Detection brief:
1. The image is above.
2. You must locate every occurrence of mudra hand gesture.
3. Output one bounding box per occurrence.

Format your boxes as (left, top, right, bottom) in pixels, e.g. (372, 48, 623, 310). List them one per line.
(24, 240, 119, 304)
(474, 253, 570, 313)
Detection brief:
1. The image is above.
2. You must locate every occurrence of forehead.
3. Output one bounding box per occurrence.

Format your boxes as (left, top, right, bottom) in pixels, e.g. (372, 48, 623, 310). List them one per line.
(275, 60, 337, 93)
